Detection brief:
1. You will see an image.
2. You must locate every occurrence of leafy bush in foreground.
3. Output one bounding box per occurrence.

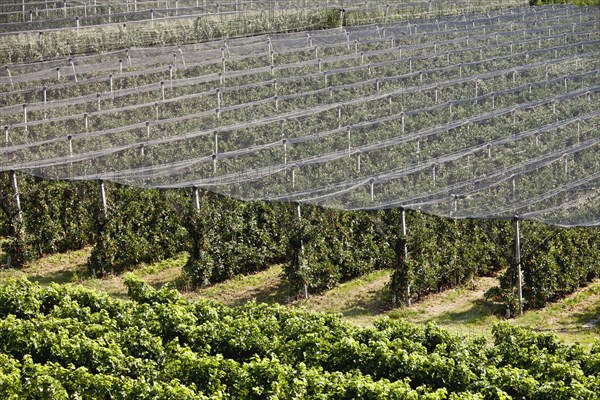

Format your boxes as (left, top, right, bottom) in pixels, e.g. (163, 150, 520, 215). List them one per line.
(0, 277, 599, 399)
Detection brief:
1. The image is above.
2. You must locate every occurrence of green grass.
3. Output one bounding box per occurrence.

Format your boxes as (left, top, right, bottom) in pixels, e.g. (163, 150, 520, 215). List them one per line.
(0, 247, 92, 285)
(0, 246, 598, 346)
(515, 281, 600, 345)
(0, 246, 188, 299)
(295, 269, 392, 325)
(192, 264, 289, 305)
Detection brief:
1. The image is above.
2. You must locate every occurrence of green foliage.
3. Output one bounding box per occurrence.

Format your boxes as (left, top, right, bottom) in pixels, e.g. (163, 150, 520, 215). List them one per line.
(0, 172, 97, 268)
(182, 193, 287, 287)
(4, 172, 598, 315)
(89, 184, 187, 275)
(489, 223, 600, 313)
(0, 0, 525, 64)
(124, 274, 181, 305)
(285, 205, 385, 296)
(322, 8, 343, 29)
(1, 278, 599, 398)
(381, 211, 509, 306)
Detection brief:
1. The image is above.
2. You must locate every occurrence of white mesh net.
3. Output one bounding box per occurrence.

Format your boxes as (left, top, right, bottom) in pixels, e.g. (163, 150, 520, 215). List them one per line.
(1, 4, 599, 227)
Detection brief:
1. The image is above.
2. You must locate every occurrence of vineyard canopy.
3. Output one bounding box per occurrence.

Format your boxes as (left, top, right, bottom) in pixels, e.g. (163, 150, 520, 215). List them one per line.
(1, 4, 599, 227)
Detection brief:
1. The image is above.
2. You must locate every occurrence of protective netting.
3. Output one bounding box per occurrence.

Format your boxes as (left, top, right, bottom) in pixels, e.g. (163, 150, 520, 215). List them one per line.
(0, 0, 522, 34)
(1, 4, 599, 227)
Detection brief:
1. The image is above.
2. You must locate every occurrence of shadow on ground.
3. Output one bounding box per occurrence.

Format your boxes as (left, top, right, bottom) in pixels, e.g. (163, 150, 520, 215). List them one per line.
(574, 301, 600, 329)
(423, 298, 504, 325)
(28, 263, 90, 286)
(232, 281, 291, 306)
(329, 283, 391, 320)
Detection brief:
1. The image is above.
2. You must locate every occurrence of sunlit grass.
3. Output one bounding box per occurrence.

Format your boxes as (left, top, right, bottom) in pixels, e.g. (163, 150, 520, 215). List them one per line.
(0, 246, 598, 346)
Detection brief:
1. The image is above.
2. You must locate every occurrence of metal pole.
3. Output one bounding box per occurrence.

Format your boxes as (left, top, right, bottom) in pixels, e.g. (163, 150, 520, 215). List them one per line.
(99, 180, 107, 218)
(297, 203, 308, 299)
(23, 104, 28, 131)
(10, 171, 23, 224)
(402, 208, 410, 306)
(193, 187, 200, 211)
(514, 216, 523, 316)
(214, 130, 218, 154)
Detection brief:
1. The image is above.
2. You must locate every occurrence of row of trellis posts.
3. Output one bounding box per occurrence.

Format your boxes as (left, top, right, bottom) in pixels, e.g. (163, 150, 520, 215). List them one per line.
(6, 170, 524, 315)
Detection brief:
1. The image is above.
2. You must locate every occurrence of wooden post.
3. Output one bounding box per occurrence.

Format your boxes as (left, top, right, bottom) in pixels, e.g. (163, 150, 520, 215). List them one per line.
(514, 216, 523, 316)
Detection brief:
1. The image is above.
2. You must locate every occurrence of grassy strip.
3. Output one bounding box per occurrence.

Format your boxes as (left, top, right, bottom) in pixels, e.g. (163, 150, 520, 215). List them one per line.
(1, 245, 598, 346)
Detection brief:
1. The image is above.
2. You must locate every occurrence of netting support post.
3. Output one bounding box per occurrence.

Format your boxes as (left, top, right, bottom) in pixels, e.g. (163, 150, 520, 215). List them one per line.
(291, 168, 296, 188)
(214, 130, 218, 154)
(23, 104, 28, 131)
(193, 187, 200, 211)
(10, 171, 23, 225)
(347, 127, 351, 156)
(99, 180, 107, 218)
(296, 203, 308, 299)
(5, 65, 15, 84)
(513, 216, 523, 316)
(402, 208, 410, 307)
